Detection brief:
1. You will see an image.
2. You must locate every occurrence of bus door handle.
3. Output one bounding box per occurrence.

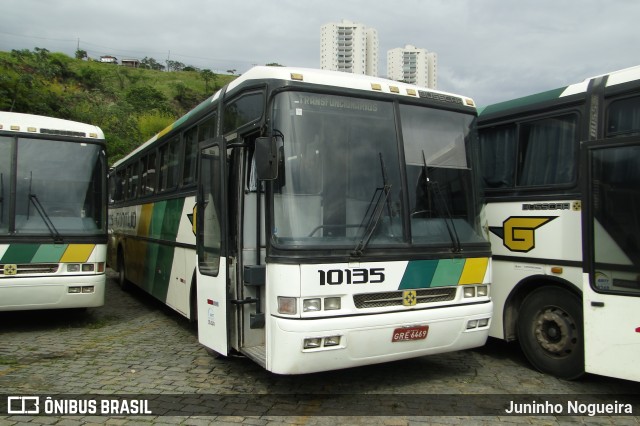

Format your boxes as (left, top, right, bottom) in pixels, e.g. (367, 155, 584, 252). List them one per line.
(591, 301, 605, 307)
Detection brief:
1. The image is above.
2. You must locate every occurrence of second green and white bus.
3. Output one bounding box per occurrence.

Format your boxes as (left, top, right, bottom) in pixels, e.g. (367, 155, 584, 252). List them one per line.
(0, 112, 107, 311)
(478, 65, 640, 381)
(108, 66, 492, 374)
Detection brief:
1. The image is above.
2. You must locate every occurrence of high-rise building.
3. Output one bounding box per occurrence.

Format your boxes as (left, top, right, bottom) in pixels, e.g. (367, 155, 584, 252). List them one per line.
(387, 45, 437, 89)
(320, 20, 378, 77)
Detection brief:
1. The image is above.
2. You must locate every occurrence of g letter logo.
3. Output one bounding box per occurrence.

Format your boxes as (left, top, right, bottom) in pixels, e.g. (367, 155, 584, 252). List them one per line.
(489, 216, 557, 253)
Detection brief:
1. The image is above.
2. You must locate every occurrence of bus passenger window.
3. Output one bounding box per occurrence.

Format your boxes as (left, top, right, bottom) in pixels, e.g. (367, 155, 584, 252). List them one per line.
(183, 128, 198, 186)
(607, 96, 640, 137)
(159, 138, 179, 191)
(141, 152, 157, 195)
(478, 125, 517, 188)
(517, 115, 577, 187)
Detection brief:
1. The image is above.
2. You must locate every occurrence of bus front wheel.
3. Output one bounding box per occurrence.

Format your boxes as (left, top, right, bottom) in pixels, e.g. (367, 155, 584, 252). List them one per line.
(517, 286, 584, 380)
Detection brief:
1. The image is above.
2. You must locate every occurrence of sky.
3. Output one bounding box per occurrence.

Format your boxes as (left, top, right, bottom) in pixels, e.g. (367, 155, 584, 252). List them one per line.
(1, 0, 639, 106)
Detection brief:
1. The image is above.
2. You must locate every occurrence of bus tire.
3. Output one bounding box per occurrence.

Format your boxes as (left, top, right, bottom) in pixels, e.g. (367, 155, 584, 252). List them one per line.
(517, 286, 584, 380)
(117, 250, 130, 291)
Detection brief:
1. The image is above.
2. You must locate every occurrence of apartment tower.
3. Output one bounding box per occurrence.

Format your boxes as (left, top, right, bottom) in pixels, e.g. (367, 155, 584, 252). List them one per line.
(320, 20, 379, 76)
(387, 45, 437, 89)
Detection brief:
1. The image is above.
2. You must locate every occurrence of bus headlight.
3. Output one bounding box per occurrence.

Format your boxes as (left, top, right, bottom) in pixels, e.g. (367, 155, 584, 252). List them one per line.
(303, 298, 321, 312)
(324, 297, 341, 310)
(477, 285, 488, 297)
(67, 264, 80, 272)
(463, 286, 475, 298)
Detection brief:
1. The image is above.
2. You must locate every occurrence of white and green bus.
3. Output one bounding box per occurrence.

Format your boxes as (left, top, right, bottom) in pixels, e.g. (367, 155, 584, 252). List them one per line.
(108, 66, 492, 374)
(0, 112, 107, 311)
(478, 65, 640, 381)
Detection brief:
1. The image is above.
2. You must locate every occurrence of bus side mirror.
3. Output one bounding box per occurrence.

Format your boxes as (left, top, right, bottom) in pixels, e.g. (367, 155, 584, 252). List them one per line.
(255, 136, 278, 181)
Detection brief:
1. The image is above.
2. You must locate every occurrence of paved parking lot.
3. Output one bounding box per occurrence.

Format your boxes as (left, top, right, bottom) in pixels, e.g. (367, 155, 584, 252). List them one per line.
(1, 270, 639, 425)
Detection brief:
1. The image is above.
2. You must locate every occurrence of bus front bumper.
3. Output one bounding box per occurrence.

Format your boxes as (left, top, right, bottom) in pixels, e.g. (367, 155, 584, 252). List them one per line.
(267, 300, 493, 374)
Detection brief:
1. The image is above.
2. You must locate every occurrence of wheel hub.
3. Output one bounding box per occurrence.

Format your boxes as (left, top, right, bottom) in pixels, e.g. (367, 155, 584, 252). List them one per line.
(533, 307, 577, 356)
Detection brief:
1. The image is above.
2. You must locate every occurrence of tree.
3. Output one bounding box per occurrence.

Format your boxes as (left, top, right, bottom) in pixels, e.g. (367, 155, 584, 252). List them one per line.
(167, 60, 185, 72)
(265, 63, 284, 67)
(200, 69, 217, 93)
(140, 56, 165, 71)
(125, 86, 170, 113)
(75, 49, 88, 60)
(226, 69, 237, 75)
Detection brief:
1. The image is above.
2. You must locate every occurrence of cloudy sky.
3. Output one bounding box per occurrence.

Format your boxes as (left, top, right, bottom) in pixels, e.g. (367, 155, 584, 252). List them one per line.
(1, 0, 638, 105)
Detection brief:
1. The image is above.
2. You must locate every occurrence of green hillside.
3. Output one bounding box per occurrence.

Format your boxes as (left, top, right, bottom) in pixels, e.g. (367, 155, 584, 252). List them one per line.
(0, 48, 237, 163)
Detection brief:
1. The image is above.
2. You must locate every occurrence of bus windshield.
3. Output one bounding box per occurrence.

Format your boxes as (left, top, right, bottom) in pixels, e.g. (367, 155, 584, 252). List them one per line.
(0, 136, 105, 237)
(271, 91, 485, 251)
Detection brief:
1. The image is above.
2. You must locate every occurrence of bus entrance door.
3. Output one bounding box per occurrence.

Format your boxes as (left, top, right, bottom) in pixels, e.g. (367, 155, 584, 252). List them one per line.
(583, 137, 640, 382)
(196, 142, 229, 356)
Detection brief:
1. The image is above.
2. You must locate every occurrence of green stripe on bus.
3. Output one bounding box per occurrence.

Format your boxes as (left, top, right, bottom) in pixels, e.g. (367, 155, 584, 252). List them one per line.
(143, 198, 186, 302)
(399, 259, 467, 289)
(1, 244, 41, 263)
(398, 260, 438, 289)
(431, 259, 465, 287)
(32, 244, 68, 263)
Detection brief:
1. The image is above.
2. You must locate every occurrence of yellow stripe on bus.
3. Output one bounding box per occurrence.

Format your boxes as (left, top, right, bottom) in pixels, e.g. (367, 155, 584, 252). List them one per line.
(458, 257, 489, 285)
(60, 244, 95, 263)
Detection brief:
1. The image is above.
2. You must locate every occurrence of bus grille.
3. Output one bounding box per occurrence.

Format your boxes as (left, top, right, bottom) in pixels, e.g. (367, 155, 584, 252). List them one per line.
(0, 263, 60, 276)
(353, 287, 457, 309)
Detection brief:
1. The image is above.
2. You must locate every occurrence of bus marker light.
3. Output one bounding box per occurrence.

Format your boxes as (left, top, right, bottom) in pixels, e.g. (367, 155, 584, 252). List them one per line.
(278, 297, 297, 315)
(636, 327, 640, 333)
(304, 338, 321, 349)
(303, 298, 321, 312)
(290, 73, 303, 81)
(97, 262, 105, 273)
(551, 266, 563, 274)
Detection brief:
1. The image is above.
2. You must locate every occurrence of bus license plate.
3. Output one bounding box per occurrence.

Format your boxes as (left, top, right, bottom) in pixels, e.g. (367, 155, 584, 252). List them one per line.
(392, 325, 429, 342)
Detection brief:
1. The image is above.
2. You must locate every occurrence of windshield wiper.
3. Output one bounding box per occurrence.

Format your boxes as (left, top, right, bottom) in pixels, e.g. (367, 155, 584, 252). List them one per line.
(421, 151, 462, 253)
(27, 172, 62, 243)
(352, 153, 392, 257)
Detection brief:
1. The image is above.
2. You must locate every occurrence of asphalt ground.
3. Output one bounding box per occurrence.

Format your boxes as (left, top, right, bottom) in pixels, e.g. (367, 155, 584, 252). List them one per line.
(0, 270, 639, 425)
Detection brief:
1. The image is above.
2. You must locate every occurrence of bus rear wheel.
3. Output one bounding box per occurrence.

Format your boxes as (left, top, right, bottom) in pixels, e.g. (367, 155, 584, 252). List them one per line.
(117, 251, 130, 291)
(517, 286, 584, 380)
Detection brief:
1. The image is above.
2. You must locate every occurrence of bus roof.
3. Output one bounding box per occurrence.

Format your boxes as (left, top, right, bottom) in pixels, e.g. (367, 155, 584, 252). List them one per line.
(478, 64, 640, 117)
(112, 66, 476, 169)
(0, 111, 104, 139)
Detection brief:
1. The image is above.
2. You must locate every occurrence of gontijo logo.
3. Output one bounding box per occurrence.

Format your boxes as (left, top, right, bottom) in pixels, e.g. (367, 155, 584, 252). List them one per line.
(489, 216, 557, 253)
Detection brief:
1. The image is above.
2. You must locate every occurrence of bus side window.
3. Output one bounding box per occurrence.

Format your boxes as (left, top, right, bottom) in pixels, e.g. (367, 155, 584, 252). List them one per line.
(479, 125, 517, 188)
(606, 95, 640, 137)
(183, 128, 198, 186)
(517, 114, 577, 187)
(159, 137, 179, 192)
(141, 152, 157, 195)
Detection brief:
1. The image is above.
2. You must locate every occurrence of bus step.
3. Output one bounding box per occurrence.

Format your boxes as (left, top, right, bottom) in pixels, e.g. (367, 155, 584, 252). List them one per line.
(242, 345, 266, 367)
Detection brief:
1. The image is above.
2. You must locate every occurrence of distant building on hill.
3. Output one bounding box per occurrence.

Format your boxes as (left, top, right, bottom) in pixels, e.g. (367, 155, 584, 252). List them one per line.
(100, 55, 118, 65)
(121, 59, 140, 68)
